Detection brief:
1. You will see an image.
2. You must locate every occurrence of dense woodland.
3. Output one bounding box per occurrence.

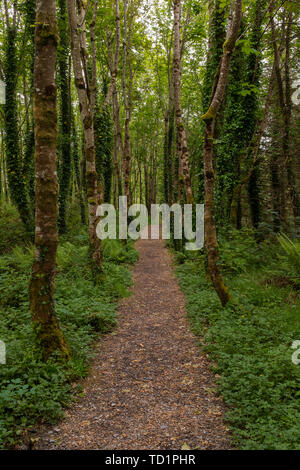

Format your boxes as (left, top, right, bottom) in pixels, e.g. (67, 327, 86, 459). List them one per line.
(0, 0, 300, 451)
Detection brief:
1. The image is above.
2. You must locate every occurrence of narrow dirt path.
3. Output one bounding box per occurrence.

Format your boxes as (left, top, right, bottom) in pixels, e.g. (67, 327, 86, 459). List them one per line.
(38, 231, 231, 450)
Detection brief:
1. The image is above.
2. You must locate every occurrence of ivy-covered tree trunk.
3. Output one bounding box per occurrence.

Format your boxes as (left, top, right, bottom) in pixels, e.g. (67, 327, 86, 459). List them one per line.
(58, 0, 72, 233)
(29, 0, 69, 361)
(202, 0, 243, 307)
(230, 63, 275, 227)
(217, 0, 266, 228)
(4, 23, 33, 233)
(94, 81, 113, 203)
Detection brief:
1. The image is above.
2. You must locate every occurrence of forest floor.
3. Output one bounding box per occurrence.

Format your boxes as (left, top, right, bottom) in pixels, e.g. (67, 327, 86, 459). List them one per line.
(37, 227, 231, 450)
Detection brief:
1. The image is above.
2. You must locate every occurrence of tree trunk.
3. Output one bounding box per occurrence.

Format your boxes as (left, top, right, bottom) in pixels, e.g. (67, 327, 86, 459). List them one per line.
(269, 6, 295, 229)
(173, 0, 193, 204)
(202, 0, 243, 307)
(122, 0, 132, 207)
(29, 0, 69, 361)
(67, 0, 102, 271)
(104, 0, 121, 107)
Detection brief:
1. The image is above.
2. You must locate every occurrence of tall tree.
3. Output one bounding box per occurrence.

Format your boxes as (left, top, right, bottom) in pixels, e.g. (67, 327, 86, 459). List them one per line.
(67, 0, 102, 272)
(29, 0, 69, 360)
(202, 0, 243, 306)
(269, 5, 298, 229)
(173, 0, 193, 204)
(122, 0, 133, 207)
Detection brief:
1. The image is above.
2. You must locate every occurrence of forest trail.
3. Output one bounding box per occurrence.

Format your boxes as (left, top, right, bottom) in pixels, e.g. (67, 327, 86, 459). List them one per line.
(38, 228, 231, 450)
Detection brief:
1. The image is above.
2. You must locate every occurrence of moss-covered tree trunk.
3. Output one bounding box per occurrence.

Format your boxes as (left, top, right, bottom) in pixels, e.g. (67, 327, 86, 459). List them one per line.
(29, 0, 69, 361)
(202, 0, 243, 307)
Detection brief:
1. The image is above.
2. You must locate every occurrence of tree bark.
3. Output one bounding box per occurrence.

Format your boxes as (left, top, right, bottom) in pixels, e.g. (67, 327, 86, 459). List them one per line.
(202, 0, 243, 307)
(122, 0, 133, 207)
(269, 6, 297, 228)
(104, 0, 121, 107)
(67, 0, 102, 271)
(90, 0, 98, 115)
(29, 0, 69, 361)
(173, 0, 193, 204)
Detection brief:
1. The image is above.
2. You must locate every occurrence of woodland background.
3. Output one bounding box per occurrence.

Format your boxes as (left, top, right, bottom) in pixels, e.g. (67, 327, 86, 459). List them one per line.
(0, 0, 299, 450)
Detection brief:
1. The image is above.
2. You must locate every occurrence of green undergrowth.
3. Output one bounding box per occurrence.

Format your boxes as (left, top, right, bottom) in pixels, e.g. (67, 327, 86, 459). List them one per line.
(176, 228, 300, 450)
(0, 209, 138, 448)
(0, 204, 32, 254)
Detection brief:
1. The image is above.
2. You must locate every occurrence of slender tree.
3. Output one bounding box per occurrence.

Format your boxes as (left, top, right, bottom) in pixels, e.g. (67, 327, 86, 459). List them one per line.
(173, 0, 193, 204)
(122, 0, 133, 207)
(67, 0, 102, 271)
